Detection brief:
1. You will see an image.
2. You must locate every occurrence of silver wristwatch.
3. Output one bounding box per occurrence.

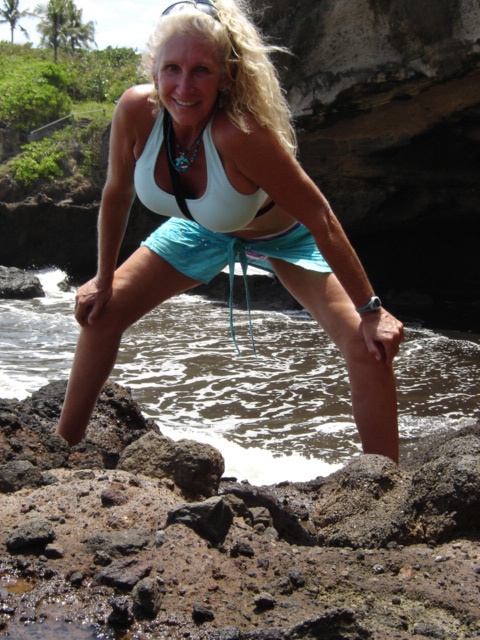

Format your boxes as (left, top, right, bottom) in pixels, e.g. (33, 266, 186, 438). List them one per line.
(356, 296, 382, 314)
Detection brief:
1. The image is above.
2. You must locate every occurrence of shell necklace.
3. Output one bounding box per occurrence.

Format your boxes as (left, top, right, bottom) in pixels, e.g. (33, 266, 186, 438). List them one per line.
(167, 118, 204, 173)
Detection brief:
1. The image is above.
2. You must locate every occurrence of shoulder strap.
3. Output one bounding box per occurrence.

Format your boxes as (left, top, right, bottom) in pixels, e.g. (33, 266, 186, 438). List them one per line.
(163, 111, 195, 221)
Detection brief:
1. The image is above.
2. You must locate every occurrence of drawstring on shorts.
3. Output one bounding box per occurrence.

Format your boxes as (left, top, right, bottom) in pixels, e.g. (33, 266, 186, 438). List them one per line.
(227, 237, 257, 356)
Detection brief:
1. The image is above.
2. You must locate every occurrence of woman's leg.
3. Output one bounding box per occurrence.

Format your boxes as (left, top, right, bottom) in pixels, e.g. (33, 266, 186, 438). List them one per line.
(269, 259, 399, 463)
(56, 247, 201, 445)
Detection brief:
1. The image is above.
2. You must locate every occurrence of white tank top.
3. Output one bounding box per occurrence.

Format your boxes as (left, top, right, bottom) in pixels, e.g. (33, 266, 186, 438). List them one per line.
(134, 110, 268, 233)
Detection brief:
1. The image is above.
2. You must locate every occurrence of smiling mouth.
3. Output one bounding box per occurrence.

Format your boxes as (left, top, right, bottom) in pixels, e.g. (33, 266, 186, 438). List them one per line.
(174, 98, 198, 107)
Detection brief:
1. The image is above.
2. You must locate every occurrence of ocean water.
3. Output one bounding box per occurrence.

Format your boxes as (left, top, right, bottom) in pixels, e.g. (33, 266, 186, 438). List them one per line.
(1, 268, 479, 484)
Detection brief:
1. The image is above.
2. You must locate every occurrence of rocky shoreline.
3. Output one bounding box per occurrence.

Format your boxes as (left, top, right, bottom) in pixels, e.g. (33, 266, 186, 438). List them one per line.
(1, 380, 479, 639)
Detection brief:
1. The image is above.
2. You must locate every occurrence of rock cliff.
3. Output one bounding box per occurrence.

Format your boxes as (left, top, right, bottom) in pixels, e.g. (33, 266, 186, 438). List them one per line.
(1, 381, 479, 638)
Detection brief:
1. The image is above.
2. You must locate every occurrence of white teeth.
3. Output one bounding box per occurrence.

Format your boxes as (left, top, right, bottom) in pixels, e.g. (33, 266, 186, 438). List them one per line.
(175, 99, 195, 107)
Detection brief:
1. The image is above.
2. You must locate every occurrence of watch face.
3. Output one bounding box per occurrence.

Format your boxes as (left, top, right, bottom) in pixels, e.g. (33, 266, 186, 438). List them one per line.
(357, 296, 382, 314)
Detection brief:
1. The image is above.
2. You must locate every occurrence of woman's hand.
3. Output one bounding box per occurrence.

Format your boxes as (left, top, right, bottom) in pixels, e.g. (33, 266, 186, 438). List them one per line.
(74, 278, 112, 327)
(360, 309, 404, 367)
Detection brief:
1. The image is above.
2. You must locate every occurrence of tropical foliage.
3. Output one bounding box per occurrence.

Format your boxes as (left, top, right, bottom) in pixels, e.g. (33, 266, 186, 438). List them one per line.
(64, 47, 144, 103)
(0, 0, 147, 191)
(0, 48, 72, 131)
(4, 118, 109, 186)
(0, 0, 32, 43)
(0, 42, 144, 131)
(35, 0, 96, 62)
(7, 135, 66, 184)
(0, 42, 144, 189)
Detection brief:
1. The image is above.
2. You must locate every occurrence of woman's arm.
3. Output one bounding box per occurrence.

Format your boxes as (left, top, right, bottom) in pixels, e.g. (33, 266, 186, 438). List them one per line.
(223, 118, 403, 364)
(74, 88, 147, 326)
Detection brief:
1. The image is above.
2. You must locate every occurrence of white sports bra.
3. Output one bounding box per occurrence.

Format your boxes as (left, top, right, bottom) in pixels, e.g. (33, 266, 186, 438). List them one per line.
(134, 110, 269, 233)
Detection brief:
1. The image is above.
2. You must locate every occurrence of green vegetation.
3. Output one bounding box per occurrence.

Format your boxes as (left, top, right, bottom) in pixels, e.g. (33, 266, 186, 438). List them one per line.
(0, 53, 73, 132)
(0, 41, 145, 190)
(65, 47, 145, 103)
(7, 136, 66, 184)
(4, 116, 110, 186)
(0, 42, 144, 130)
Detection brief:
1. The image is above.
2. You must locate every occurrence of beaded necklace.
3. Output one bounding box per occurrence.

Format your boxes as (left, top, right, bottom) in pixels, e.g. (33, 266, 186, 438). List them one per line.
(167, 116, 204, 173)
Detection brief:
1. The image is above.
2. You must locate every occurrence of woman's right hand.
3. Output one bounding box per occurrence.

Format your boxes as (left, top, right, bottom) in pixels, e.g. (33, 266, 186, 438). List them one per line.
(74, 277, 112, 327)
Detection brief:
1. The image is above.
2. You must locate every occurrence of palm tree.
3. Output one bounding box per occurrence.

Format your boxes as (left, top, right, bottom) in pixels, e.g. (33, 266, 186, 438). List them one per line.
(36, 0, 68, 62)
(35, 0, 95, 62)
(64, 0, 95, 52)
(0, 0, 33, 43)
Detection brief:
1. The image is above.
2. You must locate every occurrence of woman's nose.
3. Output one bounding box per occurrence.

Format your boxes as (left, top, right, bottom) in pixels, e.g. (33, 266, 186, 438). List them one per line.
(177, 73, 194, 95)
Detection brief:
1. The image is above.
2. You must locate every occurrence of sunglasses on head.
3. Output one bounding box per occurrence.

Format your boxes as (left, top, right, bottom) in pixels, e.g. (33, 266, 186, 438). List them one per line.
(162, 0, 218, 19)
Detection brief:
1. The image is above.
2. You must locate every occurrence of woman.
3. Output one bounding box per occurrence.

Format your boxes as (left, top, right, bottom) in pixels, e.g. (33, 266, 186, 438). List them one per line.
(56, 0, 404, 463)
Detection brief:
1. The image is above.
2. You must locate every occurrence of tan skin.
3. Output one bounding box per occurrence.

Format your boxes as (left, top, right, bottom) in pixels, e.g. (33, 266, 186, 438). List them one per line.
(56, 32, 404, 462)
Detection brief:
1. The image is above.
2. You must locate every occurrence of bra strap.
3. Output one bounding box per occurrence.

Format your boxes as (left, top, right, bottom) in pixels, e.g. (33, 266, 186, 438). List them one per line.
(163, 111, 195, 221)
(255, 200, 275, 216)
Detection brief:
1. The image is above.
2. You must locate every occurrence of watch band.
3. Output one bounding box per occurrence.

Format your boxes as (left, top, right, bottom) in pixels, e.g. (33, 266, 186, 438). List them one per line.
(356, 296, 382, 314)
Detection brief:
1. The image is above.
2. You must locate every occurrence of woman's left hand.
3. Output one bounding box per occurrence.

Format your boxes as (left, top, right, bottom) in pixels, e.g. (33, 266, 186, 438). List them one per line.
(360, 310, 404, 367)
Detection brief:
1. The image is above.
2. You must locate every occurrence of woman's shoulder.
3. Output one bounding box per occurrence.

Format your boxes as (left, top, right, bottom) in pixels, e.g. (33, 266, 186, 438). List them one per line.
(109, 85, 157, 157)
(212, 109, 283, 170)
(212, 109, 271, 152)
(120, 83, 153, 101)
(113, 84, 155, 121)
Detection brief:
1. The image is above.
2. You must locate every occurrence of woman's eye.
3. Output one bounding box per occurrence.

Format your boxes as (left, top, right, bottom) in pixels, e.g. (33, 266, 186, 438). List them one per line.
(194, 66, 209, 76)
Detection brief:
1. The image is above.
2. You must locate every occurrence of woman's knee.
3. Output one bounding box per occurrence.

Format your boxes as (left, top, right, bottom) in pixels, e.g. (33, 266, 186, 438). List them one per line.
(336, 324, 376, 369)
(342, 331, 393, 385)
(84, 296, 133, 337)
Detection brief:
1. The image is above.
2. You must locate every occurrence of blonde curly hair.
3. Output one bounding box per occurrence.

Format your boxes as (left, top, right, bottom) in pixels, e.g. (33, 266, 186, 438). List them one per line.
(142, 0, 297, 155)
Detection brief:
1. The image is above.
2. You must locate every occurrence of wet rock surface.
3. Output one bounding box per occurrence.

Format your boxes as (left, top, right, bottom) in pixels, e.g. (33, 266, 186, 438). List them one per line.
(0, 381, 479, 639)
(0, 265, 44, 299)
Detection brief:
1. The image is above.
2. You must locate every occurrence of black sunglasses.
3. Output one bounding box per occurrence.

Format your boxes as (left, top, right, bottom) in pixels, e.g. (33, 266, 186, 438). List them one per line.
(162, 0, 218, 19)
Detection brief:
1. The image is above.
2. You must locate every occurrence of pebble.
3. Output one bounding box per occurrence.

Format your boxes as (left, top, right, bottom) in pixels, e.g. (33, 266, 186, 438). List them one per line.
(132, 577, 164, 619)
(287, 568, 306, 588)
(155, 531, 167, 547)
(108, 596, 134, 629)
(101, 488, 129, 507)
(192, 604, 215, 623)
(69, 571, 84, 587)
(254, 592, 276, 611)
(230, 541, 255, 558)
(45, 544, 64, 559)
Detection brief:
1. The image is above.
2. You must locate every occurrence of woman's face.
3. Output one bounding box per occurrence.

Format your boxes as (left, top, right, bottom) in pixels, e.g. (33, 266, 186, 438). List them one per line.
(155, 32, 223, 130)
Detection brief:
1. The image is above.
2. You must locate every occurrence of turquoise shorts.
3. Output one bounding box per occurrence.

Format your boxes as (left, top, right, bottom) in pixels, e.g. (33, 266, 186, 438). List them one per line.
(141, 218, 331, 284)
(141, 219, 332, 354)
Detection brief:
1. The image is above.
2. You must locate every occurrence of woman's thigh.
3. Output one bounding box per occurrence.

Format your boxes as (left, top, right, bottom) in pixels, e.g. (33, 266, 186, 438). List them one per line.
(268, 258, 362, 355)
(102, 246, 202, 330)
